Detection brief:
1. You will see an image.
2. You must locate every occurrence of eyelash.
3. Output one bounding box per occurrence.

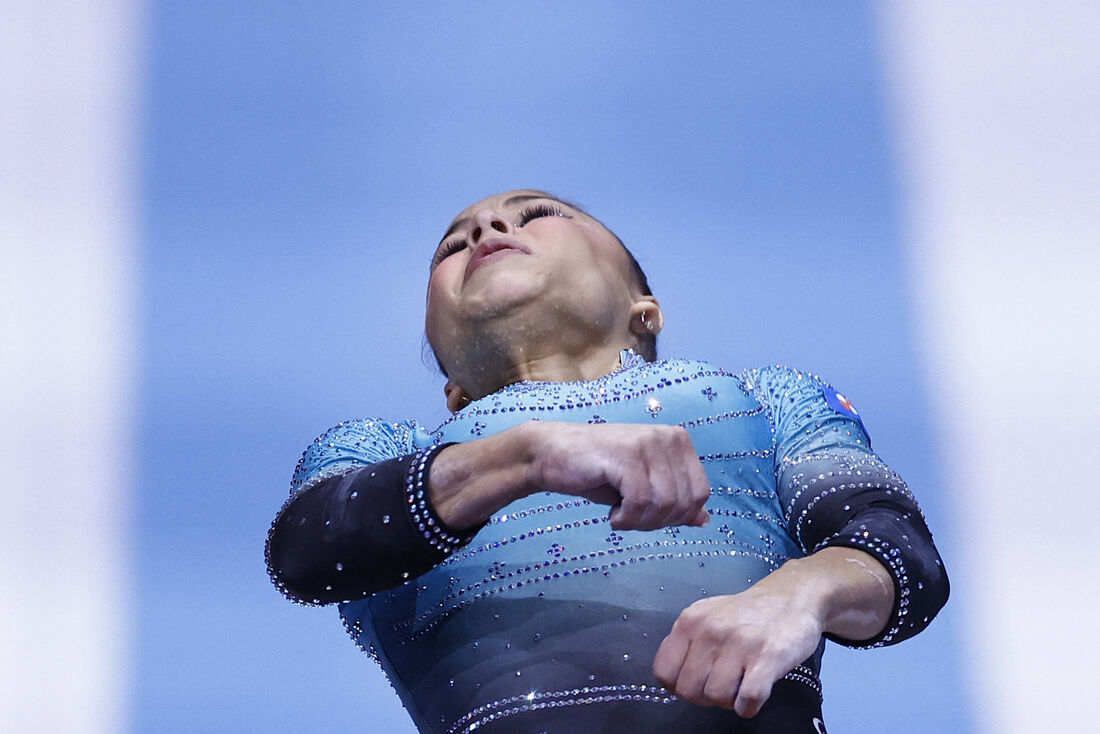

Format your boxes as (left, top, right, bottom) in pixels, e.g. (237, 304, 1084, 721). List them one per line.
(432, 203, 568, 267)
(517, 203, 566, 227)
(432, 239, 467, 267)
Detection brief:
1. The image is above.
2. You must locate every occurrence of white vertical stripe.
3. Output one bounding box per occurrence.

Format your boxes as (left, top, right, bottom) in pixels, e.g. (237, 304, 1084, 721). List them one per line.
(877, 3, 1100, 732)
(0, 2, 140, 733)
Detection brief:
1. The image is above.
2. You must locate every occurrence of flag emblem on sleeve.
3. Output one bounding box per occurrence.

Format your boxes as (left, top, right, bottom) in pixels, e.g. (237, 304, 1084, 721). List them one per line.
(822, 385, 868, 436)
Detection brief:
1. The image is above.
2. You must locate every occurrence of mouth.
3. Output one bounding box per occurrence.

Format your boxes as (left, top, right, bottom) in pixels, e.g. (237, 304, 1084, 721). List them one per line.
(464, 238, 529, 282)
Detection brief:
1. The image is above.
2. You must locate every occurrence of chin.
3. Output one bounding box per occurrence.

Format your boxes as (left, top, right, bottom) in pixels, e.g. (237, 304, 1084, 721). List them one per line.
(462, 279, 543, 321)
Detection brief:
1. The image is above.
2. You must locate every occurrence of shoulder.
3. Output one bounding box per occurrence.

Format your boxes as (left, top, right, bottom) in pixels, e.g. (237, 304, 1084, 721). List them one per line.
(654, 359, 831, 400)
(738, 364, 831, 394)
(289, 418, 425, 494)
(736, 365, 872, 452)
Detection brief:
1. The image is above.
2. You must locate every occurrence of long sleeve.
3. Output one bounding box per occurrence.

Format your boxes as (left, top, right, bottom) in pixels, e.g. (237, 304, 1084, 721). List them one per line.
(264, 419, 478, 605)
(745, 365, 949, 648)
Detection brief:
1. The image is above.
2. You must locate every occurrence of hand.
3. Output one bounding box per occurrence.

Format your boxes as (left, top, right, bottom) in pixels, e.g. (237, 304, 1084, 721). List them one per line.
(652, 582, 823, 718)
(652, 548, 894, 717)
(525, 422, 711, 531)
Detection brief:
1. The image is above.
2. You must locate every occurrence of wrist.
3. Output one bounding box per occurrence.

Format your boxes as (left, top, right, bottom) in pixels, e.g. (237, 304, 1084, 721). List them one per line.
(754, 555, 831, 633)
(518, 420, 549, 495)
(795, 547, 894, 642)
(429, 423, 540, 529)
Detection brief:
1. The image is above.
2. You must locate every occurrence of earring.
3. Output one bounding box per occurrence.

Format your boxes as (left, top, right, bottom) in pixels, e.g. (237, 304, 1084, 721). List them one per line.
(640, 310, 654, 331)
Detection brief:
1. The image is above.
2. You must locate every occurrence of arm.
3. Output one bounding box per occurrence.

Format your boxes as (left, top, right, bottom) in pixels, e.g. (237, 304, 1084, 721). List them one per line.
(266, 448, 473, 604)
(653, 367, 948, 714)
(651, 455, 947, 715)
(431, 420, 711, 531)
(653, 546, 893, 717)
(267, 420, 712, 604)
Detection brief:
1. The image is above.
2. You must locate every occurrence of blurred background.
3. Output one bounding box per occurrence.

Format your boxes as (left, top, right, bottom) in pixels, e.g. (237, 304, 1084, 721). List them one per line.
(3, 2, 1097, 732)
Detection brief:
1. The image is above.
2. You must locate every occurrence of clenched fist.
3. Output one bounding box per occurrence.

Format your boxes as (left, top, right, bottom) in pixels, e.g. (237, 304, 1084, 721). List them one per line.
(525, 422, 711, 530)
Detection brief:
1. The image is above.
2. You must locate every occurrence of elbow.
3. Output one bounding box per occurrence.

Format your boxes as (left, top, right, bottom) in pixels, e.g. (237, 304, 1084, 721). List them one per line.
(266, 523, 340, 605)
(266, 514, 395, 604)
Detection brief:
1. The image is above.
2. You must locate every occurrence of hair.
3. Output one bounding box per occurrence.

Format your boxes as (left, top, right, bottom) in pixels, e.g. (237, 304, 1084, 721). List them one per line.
(424, 193, 658, 376)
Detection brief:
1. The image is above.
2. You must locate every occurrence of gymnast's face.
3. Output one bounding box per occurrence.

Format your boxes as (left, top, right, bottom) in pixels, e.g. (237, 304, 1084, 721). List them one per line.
(425, 189, 641, 374)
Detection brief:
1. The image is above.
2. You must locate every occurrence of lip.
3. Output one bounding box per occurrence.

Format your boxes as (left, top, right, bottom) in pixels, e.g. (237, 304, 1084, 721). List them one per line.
(464, 238, 530, 282)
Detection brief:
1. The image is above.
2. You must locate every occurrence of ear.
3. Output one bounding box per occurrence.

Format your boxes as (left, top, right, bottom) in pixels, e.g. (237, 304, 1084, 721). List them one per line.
(628, 296, 664, 336)
(444, 380, 473, 414)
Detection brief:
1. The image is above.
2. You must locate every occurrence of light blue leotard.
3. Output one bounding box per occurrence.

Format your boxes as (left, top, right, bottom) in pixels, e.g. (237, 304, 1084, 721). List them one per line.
(289, 352, 917, 733)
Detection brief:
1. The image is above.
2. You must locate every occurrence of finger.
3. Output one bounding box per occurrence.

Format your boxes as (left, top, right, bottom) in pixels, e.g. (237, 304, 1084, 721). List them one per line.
(701, 655, 745, 710)
(668, 638, 719, 706)
(667, 464, 709, 528)
(668, 432, 711, 527)
(685, 449, 712, 526)
(732, 658, 784, 719)
(635, 449, 679, 530)
(614, 460, 671, 530)
(652, 630, 690, 690)
(607, 502, 625, 528)
(671, 477, 709, 527)
(580, 485, 623, 508)
(658, 430, 711, 529)
(663, 452, 700, 528)
(609, 472, 649, 530)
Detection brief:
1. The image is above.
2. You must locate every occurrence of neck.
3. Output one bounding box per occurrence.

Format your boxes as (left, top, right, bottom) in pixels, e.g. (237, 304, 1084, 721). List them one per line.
(452, 334, 631, 400)
(497, 346, 626, 387)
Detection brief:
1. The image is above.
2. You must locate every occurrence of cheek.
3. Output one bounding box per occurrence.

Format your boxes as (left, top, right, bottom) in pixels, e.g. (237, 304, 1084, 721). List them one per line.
(425, 269, 456, 334)
(569, 231, 635, 296)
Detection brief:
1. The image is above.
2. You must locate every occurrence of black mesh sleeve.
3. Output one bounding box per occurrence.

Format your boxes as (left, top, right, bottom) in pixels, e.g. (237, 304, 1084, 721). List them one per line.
(782, 449, 950, 648)
(265, 443, 483, 605)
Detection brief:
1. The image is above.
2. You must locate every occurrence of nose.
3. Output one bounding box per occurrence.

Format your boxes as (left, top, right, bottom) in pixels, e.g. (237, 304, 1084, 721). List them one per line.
(467, 207, 511, 244)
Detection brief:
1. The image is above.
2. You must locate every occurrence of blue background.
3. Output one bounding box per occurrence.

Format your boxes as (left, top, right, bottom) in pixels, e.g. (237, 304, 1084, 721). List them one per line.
(138, 3, 968, 731)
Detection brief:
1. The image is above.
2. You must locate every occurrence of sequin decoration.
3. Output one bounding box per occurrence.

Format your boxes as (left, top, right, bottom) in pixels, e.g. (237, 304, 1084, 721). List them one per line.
(443, 684, 677, 734)
(269, 356, 939, 730)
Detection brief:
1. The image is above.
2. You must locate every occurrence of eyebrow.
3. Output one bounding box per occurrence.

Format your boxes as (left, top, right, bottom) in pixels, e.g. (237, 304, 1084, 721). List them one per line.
(437, 193, 567, 244)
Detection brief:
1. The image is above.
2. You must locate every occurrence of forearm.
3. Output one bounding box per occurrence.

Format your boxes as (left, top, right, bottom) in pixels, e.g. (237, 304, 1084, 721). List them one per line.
(767, 546, 894, 643)
(653, 545, 897, 715)
(268, 419, 711, 603)
(268, 424, 543, 603)
(428, 422, 539, 529)
(785, 470, 948, 647)
(267, 446, 478, 603)
(430, 419, 710, 531)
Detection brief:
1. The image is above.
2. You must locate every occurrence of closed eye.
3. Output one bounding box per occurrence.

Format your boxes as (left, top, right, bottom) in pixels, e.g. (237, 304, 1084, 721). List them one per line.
(517, 203, 568, 227)
(431, 239, 467, 268)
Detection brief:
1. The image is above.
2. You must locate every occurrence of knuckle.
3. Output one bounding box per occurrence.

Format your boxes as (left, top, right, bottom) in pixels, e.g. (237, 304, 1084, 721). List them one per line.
(652, 492, 675, 512)
(672, 426, 692, 448)
(739, 691, 765, 713)
(672, 613, 698, 634)
(740, 685, 766, 705)
(699, 623, 726, 646)
(673, 684, 704, 705)
(703, 682, 733, 709)
(682, 692, 708, 707)
(658, 424, 685, 444)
